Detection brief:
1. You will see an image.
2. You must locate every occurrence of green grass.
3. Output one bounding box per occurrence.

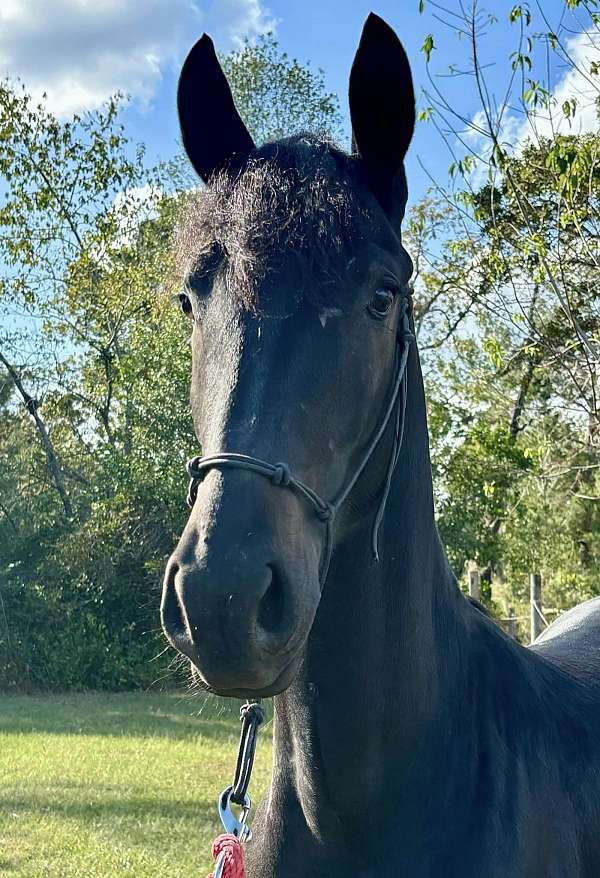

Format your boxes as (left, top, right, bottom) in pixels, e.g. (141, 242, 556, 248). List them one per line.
(0, 693, 272, 876)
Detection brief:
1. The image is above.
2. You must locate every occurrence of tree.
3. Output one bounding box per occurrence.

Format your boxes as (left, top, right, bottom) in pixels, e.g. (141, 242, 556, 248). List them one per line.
(222, 33, 342, 144)
(411, 0, 600, 621)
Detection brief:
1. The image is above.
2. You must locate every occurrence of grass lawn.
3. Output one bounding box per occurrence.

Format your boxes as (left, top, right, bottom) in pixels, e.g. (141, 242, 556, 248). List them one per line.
(0, 693, 272, 877)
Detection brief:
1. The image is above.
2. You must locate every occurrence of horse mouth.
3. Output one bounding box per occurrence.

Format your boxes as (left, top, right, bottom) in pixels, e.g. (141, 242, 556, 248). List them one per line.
(189, 647, 303, 699)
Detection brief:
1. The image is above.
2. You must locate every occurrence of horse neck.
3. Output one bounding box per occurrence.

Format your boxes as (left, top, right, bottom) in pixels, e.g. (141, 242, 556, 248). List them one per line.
(270, 342, 468, 835)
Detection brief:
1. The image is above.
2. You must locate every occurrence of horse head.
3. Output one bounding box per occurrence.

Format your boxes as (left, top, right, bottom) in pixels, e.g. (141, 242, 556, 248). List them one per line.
(162, 14, 415, 698)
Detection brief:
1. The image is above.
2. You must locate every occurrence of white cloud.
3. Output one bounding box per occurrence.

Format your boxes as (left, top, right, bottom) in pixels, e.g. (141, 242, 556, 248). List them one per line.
(514, 32, 600, 149)
(0, 0, 275, 116)
(459, 31, 600, 188)
(207, 0, 275, 48)
(466, 31, 600, 160)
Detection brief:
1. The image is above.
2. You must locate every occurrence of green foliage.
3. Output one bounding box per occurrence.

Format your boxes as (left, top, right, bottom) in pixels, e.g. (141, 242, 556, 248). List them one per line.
(413, 0, 600, 620)
(414, 129, 600, 617)
(510, 6, 532, 25)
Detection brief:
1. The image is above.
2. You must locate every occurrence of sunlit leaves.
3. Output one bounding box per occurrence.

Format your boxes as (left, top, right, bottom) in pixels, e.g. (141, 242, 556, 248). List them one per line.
(510, 5, 532, 25)
(483, 336, 505, 369)
(421, 34, 435, 63)
(562, 97, 578, 120)
(523, 80, 552, 108)
(449, 155, 478, 178)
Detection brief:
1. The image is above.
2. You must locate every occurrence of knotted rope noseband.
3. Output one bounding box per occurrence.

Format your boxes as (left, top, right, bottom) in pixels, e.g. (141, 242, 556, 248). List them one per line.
(186, 293, 415, 586)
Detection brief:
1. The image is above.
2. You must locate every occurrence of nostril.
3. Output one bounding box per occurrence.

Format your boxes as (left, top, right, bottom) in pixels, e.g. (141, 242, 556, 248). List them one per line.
(162, 563, 189, 643)
(256, 564, 287, 644)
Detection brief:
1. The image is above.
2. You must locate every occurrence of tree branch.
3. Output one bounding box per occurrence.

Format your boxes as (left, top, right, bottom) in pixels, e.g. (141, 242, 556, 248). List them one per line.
(0, 350, 73, 519)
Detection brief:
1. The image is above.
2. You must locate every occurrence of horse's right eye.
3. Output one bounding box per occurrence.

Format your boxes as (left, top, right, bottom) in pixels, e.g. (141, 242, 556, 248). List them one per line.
(178, 292, 193, 317)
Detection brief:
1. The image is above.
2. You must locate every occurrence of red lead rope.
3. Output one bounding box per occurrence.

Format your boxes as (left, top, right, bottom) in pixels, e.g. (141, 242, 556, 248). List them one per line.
(208, 833, 246, 878)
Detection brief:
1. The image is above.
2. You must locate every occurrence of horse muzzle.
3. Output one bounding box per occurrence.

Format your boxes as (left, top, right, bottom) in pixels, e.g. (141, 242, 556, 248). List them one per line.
(161, 471, 322, 697)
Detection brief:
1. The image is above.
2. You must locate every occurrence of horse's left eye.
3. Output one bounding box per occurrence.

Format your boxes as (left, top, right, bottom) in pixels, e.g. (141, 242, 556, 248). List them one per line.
(178, 292, 194, 318)
(368, 288, 395, 319)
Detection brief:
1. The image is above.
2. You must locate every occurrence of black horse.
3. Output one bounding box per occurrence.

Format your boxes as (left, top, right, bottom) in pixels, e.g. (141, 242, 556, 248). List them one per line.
(162, 14, 600, 877)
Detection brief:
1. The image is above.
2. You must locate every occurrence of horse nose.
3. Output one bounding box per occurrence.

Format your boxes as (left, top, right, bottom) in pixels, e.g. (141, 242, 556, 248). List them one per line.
(161, 548, 293, 691)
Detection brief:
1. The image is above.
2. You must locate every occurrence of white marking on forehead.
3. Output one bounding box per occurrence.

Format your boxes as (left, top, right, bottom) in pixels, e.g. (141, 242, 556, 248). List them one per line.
(318, 306, 342, 328)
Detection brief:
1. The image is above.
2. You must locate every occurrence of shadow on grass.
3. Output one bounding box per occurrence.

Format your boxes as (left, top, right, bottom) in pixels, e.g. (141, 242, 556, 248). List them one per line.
(0, 692, 273, 741)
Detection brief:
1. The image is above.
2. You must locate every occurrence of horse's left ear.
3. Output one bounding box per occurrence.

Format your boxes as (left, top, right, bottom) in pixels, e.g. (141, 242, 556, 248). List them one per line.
(349, 13, 415, 224)
(177, 34, 255, 182)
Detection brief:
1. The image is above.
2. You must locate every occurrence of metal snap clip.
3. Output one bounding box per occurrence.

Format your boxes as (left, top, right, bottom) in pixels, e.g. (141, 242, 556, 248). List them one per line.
(213, 786, 252, 878)
(218, 785, 252, 842)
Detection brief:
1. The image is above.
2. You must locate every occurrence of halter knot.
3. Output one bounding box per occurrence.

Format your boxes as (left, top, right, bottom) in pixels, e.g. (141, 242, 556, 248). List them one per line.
(316, 504, 334, 522)
(271, 463, 292, 486)
(397, 295, 416, 344)
(187, 456, 203, 480)
(240, 701, 266, 725)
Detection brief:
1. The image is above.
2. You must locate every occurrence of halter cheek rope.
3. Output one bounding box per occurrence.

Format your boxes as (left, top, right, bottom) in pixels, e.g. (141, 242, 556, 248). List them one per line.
(189, 294, 415, 875)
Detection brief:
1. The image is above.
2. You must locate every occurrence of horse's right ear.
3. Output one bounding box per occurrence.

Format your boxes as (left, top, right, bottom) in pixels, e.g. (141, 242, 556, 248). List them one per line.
(177, 34, 255, 183)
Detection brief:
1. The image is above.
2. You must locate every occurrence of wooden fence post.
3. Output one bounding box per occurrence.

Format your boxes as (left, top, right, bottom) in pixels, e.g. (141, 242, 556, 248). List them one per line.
(530, 573, 543, 643)
(468, 570, 481, 602)
(507, 607, 517, 640)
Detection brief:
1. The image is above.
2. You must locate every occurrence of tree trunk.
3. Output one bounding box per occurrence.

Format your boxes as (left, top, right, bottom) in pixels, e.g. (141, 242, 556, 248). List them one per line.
(0, 350, 73, 519)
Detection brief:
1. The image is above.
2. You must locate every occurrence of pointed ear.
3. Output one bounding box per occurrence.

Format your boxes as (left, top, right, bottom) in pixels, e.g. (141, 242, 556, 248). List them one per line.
(177, 34, 255, 182)
(349, 13, 415, 220)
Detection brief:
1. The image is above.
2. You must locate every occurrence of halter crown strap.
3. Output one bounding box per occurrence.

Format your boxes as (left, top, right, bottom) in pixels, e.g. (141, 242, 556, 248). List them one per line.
(186, 295, 415, 585)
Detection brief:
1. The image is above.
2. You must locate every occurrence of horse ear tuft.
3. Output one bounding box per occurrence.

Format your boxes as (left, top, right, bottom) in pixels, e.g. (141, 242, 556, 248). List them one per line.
(349, 14, 415, 219)
(177, 34, 255, 183)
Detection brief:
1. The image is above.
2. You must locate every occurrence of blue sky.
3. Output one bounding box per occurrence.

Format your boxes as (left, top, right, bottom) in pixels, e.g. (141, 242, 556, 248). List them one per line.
(1, 0, 597, 208)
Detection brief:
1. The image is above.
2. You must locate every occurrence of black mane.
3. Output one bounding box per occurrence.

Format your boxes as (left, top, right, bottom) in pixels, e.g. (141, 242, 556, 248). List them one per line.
(175, 134, 372, 311)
